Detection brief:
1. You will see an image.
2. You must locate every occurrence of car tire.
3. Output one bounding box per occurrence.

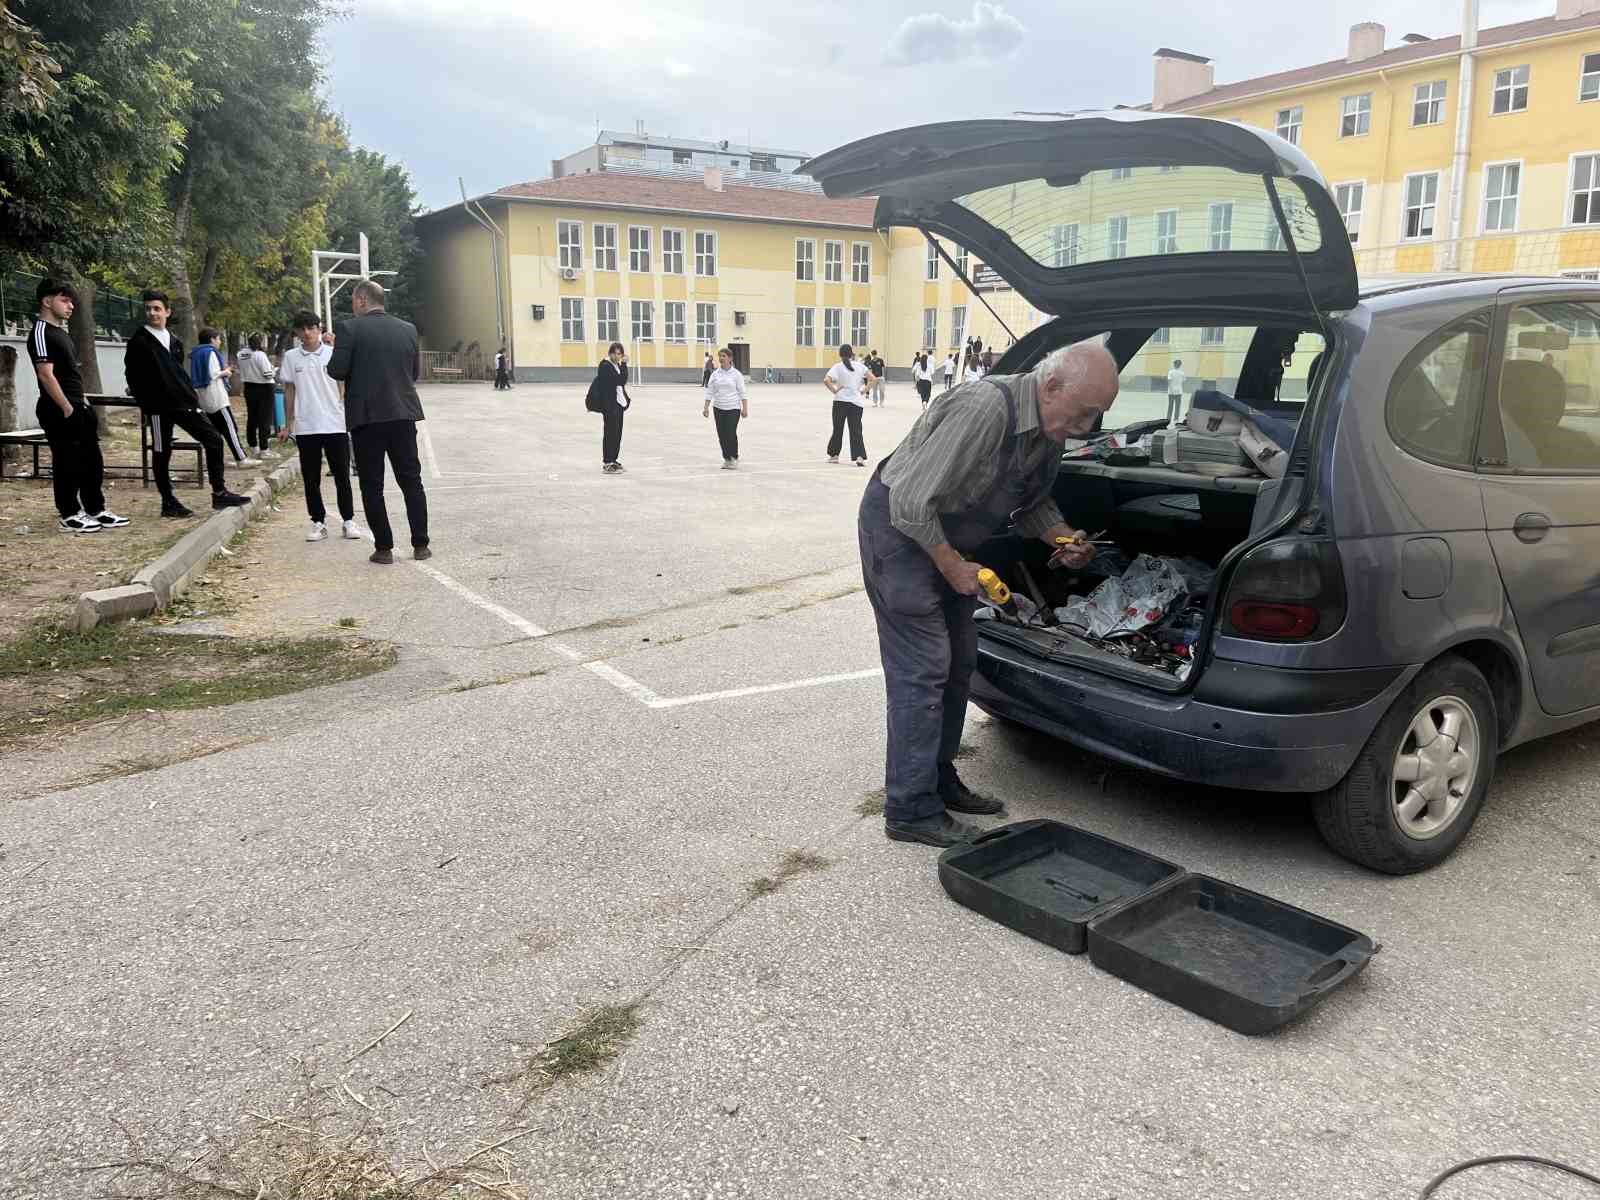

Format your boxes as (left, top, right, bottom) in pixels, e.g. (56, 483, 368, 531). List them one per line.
(1312, 655, 1497, 875)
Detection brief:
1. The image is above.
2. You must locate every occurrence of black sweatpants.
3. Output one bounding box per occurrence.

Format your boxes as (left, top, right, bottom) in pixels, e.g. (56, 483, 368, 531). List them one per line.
(602, 401, 625, 465)
(917, 380, 933, 406)
(243, 382, 275, 450)
(352, 419, 429, 552)
(827, 400, 866, 462)
(150, 408, 226, 499)
(296, 432, 354, 525)
(713, 406, 740, 460)
(207, 404, 248, 462)
(37, 398, 105, 519)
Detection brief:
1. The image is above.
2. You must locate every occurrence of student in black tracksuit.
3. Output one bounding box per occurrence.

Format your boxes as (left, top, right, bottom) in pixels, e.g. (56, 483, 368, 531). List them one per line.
(592, 341, 630, 473)
(123, 290, 249, 517)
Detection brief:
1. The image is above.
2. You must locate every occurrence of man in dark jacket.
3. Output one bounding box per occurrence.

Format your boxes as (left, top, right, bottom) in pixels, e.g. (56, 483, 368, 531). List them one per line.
(326, 279, 429, 564)
(123, 290, 248, 517)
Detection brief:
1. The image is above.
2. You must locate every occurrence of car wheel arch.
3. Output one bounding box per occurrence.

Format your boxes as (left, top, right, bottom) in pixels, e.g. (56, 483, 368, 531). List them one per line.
(1428, 637, 1524, 749)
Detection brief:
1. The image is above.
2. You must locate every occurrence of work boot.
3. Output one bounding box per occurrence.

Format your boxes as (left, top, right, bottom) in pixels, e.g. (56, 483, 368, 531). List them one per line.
(943, 774, 1006, 815)
(413, 545, 433, 561)
(885, 813, 982, 848)
(369, 548, 395, 565)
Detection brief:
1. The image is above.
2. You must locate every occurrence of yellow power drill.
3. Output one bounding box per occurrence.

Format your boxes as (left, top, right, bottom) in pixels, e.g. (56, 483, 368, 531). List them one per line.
(975, 568, 1019, 617)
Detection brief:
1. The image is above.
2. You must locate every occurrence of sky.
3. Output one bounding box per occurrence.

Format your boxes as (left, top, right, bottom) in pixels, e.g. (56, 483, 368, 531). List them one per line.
(322, 0, 1556, 212)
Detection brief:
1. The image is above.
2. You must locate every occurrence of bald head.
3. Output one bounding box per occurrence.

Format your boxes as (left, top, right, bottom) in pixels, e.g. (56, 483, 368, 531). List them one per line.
(1034, 338, 1119, 441)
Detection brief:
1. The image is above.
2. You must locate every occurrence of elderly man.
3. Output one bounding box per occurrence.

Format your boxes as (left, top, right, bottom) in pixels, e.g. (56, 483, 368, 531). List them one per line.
(858, 339, 1120, 847)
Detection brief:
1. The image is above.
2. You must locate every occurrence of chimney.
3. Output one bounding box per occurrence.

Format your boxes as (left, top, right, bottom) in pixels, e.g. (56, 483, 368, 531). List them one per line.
(704, 167, 724, 192)
(1347, 21, 1386, 62)
(1151, 48, 1214, 110)
(1556, 0, 1600, 18)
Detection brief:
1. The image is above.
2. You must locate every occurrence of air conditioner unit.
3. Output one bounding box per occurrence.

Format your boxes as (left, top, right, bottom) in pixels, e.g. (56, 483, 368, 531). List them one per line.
(560, 267, 578, 281)
(734, 311, 747, 326)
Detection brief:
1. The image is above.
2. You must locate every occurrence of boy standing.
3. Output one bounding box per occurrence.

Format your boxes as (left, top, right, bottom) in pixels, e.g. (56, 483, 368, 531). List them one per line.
(279, 311, 358, 542)
(1166, 357, 1186, 427)
(27, 279, 127, 532)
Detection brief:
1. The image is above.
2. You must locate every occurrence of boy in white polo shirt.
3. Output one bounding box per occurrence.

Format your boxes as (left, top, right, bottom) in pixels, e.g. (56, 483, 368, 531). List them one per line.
(278, 310, 358, 542)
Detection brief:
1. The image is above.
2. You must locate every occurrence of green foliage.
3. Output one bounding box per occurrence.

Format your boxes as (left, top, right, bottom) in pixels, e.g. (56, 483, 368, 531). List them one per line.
(324, 144, 424, 323)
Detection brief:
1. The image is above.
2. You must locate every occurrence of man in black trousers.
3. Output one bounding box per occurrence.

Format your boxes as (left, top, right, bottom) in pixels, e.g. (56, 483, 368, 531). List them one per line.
(123, 290, 249, 518)
(327, 279, 429, 564)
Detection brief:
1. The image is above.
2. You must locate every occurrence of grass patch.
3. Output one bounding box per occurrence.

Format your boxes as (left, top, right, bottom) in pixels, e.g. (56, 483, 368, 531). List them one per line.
(489, 1002, 644, 1117)
(745, 848, 834, 898)
(445, 668, 550, 694)
(854, 787, 886, 817)
(336, 616, 360, 628)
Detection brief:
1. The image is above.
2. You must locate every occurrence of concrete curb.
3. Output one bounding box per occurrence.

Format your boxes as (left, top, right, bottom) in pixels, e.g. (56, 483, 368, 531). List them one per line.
(70, 455, 302, 633)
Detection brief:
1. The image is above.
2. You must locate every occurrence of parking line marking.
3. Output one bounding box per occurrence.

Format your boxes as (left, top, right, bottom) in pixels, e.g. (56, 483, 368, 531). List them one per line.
(419, 421, 443, 480)
(585, 661, 664, 704)
(647, 668, 883, 710)
(409, 560, 550, 639)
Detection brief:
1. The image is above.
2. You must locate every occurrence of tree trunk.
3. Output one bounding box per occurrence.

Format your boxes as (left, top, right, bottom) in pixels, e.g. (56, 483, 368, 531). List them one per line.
(170, 158, 198, 347)
(0, 345, 17, 443)
(64, 271, 104, 394)
(194, 241, 220, 328)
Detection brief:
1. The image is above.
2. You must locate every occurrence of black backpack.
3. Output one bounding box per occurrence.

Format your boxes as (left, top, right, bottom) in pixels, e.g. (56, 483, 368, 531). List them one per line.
(584, 378, 602, 413)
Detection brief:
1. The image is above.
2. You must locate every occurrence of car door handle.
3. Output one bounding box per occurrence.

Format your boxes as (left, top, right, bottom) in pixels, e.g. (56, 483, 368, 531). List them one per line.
(1513, 513, 1552, 543)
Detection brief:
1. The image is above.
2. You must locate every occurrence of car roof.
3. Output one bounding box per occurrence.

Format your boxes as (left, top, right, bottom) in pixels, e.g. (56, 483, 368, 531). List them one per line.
(1360, 273, 1600, 306)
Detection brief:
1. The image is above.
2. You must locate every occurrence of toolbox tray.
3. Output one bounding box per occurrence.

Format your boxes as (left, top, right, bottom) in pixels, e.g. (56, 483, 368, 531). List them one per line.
(1086, 873, 1376, 1035)
(937, 820, 1185, 954)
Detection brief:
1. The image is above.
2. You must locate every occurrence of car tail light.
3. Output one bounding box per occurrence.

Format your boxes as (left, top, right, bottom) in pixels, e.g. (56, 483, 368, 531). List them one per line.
(1221, 539, 1346, 643)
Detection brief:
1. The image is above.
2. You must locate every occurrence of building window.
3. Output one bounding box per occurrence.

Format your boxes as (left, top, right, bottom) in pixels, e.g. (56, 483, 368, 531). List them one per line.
(751, 154, 778, 172)
(695, 231, 717, 276)
(672, 150, 693, 165)
(951, 305, 967, 350)
(1573, 154, 1600, 225)
(593, 224, 618, 272)
(923, 307, 937, 350)
(1275, 106, 1302, 145)
(823, 307, 842, 345)
(850, 308, 869, 346)
(1265, 220, 1285, 252)
(852, 242, 871, 283)
(925, 240, 939, 280)
(1150, 327, 1171, 345)
(1201, 326, 1226, 345)
(1110, 167, 1133, 180)
(1493, 65, 1529, 114)
(1208, 203, 1233, 251)
(1583, 52, 1600, 103)
(1107, 215, 1128, 259)
(795, 306, 815, 347)
(955, 247, 970, 276)
(1154, 209, 1179, 254)
(823, 240, 843, 282)
(1049, 223, 1079, 267)
(1404, 172, 1440, 239)
(664, 301, 686, 343)
(1335, 182, 1364, 243)
(558, 221, 583, 270)
(796, 238, 815, 281)
(596, 298, 619, 343)
(695, 302, 717, 345)
(1412, 80, 1447, 126)
(1483, 163, 1521, 232)
(1340, 93, 1372, 137)
(662, 229, 685, 274)
(560, 297, 584, 342)
(628, 226, 651, 273)
(630, 300, 653, 342)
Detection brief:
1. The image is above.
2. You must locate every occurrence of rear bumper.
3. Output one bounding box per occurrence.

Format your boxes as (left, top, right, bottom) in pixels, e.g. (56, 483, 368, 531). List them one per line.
(970, 636, 1414, 793)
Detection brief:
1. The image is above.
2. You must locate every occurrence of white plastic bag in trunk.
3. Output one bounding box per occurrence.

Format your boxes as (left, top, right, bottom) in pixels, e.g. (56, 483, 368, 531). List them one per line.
(1239, 419, 1289, 478)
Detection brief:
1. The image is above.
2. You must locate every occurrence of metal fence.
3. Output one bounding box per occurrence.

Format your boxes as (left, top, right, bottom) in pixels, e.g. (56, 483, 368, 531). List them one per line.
(420, 348, 486, 382)
(1, 271, 143, 339)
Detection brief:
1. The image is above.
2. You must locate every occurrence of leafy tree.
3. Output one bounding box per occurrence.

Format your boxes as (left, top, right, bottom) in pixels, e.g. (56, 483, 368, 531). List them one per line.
(323, 144, 423, 324)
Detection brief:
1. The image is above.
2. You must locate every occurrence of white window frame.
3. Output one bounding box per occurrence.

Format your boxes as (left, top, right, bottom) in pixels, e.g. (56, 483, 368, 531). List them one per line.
(923, 307, 937, 350)
(1154, 209, 1179, 255)
(851, 242, 872, 283)
(1481, 160, 1522, 234)
(822, 306, 842, 346)
(663, 300, 686, 344)
(1412, 80, 1447, 127)
(694, 230, 717, 277)
(925, 240, 939, 280)
(1492, 65, 1530, 115)
(1402, 171, 1441, 241)
(1570, 152, 1600, 227)
(795, 238, 815, 282)
(1109, 166, 1133, 181)
(1207, 202, 1233, 251)
(795, 306, 815, 348)
(1106, 214, 1128, 260)
(628, 226, 651, 273)
(1201, 326, 1226, 345)
(596, 298, 619, 343)
(1275, 106, 1303, 145)
(1334, 180, 1365, 244)
(823, 240, 844, 283)
(1150, 327, 1171, 345)
(661, 228, 685, 274)
(950, 305, 967, 350)
(557, 220, 583, 270)
(630, 299, 653, 342)
(1340, 93, 1372, 138)
(1049, 223, 1079, 267)
(955, 246, 970, 277)
(850, 308, 869, 346)
(1583, 52, 1600, 103)
(593, 223, 619, 272)
(695, 302, 717, 345)
(559, 296, 584, 342)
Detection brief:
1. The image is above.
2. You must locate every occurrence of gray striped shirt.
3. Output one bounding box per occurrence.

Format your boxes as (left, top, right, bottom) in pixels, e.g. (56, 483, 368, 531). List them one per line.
(879, 371, 1066, 549)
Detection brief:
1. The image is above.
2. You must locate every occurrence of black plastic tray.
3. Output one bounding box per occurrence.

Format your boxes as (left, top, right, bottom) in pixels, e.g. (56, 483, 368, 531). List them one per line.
(1087, 873, 1376, 1035)
(937, 819, 1186, 954)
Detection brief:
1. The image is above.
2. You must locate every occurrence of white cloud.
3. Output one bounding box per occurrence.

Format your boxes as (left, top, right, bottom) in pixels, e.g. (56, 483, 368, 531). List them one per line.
(664, 59, 696, 78)
(884, 2, 1026, 67)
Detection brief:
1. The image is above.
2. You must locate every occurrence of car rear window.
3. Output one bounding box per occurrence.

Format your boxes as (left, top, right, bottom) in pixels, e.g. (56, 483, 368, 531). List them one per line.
(955, 167, 1325, 270)
(1386, 314, 1491, 469)
(1118, 327, 1326, 427)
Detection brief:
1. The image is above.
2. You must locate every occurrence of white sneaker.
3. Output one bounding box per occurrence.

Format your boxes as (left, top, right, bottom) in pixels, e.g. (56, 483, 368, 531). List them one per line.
(341, 519, 360, 540)
(721, 458, 735, 470)
(89, 509, 130, 528)
(827, 455, 839, 464)
(59, 512, 100, 533)
(306, 521, 328, 542)
(239, 457, 263, 467)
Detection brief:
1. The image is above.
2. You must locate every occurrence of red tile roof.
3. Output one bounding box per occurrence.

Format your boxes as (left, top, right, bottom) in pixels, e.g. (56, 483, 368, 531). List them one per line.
(1167, 9, 1600, 111)
(480, 172, 879, 230)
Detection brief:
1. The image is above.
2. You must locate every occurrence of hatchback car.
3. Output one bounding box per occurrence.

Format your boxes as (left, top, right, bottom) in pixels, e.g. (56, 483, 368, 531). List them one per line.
(807, 113, 1600, 873)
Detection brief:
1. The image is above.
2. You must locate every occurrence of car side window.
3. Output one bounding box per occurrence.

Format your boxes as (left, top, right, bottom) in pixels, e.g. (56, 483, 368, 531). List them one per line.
(1385, 314, 1490, 468)
(1495, 301, 1600, 472)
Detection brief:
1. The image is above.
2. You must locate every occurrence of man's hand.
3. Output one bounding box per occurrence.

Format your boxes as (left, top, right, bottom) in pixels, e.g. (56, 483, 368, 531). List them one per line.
(740, 404, 749, 419)
(927, 542, 981, 596)
(278, 423, 294, 442)
(1044, 523, 1096, 570)
(702, 404, 710, 419)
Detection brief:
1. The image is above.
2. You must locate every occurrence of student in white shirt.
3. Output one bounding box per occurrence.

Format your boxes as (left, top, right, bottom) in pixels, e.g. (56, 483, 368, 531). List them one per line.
(822, 342, 874, 466)
(1166, 357, 1186, 427)
(702, 347, 749, 468)
(279, 310, 358, 542)
(941, 354, 956, 391)
(912, 352, 934, 406)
